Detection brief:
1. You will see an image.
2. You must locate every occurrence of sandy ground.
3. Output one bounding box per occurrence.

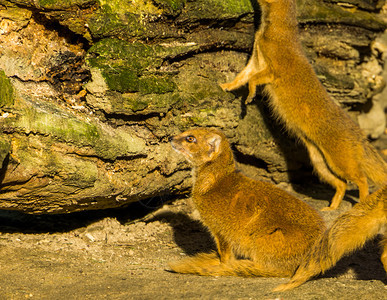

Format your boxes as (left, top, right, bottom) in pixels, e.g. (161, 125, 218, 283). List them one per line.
(0, 183, 386, 300)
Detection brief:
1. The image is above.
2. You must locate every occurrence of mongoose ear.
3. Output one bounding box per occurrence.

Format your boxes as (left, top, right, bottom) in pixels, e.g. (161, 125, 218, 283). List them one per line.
(207, 134, 222, 159)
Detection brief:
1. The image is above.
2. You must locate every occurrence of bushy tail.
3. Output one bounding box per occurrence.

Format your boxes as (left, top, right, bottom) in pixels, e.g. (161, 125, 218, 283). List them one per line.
(274, 186, 387, 292)
(362, 142, 387, 185)
(169, 251, 290, 278)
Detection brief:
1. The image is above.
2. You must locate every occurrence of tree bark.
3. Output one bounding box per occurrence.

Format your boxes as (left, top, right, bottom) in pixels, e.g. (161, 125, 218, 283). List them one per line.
(0, 0, 386, 213)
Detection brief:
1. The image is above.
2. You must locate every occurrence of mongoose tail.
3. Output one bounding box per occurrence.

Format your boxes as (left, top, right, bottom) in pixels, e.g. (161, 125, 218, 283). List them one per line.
(169, 251, 291, 277)
(273, 186, 387, 292)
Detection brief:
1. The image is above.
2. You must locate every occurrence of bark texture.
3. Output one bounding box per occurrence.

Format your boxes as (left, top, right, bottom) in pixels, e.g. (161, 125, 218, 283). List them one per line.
(0, 0, 386, 213)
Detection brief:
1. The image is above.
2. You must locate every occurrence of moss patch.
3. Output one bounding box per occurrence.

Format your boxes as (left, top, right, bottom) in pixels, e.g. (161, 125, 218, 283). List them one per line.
(153, 0, 186, 15)
(88, 0, 163, 39)
(139, 75, 176, 94)
(2, 97, 145, 160)
(88, 4, 146, 39)
(186, 0, 253, 20)
(0, 70, 14, 108)
(0, 136, 11, 167)
(86, 38, 198, 94)
(37, 0, 96, 9)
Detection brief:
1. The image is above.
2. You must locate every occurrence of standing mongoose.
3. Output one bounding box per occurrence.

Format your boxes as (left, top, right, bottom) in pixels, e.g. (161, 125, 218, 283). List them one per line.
(274, 185, 387, 291)
(220, 0, 387, 210)
(169, 127, 325, 277)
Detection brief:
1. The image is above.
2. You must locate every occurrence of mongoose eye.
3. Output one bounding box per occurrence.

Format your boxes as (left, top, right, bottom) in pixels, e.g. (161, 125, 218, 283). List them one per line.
(185, 135, 197, 143)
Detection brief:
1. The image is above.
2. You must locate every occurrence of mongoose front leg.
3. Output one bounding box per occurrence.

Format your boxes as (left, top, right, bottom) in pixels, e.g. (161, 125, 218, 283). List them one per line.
(221, 66, 274, 104)
(214, 234, 233, 263)
(245, 68, 274, 103)
(220, 57, 258, 92)
(220, 41, 269, 96)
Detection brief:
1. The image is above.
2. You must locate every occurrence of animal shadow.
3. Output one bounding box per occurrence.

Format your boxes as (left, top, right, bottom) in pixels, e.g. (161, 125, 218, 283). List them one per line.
(320, 235, 387, 284)
(147, 211, 216, 256)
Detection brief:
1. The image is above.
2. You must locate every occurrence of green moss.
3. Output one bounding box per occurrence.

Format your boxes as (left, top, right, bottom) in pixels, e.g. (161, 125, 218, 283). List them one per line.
(88, 4, 146, 39)
(97, 0, 161, 14)
(86, 38, 198, 94)
(2, 97, 145, 160)
(88, 0, 163, 39)
(119, 93, 181, 112)
(87, 38, 162, 69)
(153, 0, 186, 14)
(120, 97, 149, 112)
(53, 155, 98, 188)
(0, 136, 10, 167)
(17, 103, 100, 145)
(0, 70, 14, 108)
(187, 0, 253, 19)
(37, 0, 95, 9)
(139, 75, 176, 94)
(15, 136, 98, 189)
(101, 67, 140, 93)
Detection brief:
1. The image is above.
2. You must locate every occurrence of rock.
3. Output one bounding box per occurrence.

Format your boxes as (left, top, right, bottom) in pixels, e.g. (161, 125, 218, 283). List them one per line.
(358, 29, 387, 139)
(0, 0, 386, 213)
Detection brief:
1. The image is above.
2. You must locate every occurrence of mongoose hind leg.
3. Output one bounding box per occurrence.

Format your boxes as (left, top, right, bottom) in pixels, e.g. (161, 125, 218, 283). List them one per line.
(214, 234, 234, 263)
(323, 182, 348, 211)
(354, 176, 369, 202)
(302, 139, 347, 210)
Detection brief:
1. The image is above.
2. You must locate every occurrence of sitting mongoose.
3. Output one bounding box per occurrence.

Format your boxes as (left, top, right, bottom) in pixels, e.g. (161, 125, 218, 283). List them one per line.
(274, 185, 387, 291)
(169, 127, 325, 277)
(220, 0, 387, 210)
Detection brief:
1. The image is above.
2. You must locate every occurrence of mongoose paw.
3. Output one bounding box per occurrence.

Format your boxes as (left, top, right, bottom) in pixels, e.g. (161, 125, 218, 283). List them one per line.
(219, 82, 231, 91)
(321, 206, 337, 212)
(245, 95, 254, 104)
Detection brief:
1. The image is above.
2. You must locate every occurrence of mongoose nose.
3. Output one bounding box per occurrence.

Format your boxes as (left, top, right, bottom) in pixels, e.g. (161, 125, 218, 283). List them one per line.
(168, 136, 174, 142)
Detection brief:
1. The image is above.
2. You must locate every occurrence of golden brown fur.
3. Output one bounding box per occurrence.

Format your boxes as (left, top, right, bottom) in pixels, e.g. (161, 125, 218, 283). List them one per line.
(169, 128, 325, 277)
(274, 185, 387, 291)
(220, 0, 387, 210)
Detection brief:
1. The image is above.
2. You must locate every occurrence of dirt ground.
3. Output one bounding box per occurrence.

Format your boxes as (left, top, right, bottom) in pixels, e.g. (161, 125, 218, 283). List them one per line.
(0, 182, 386, 300)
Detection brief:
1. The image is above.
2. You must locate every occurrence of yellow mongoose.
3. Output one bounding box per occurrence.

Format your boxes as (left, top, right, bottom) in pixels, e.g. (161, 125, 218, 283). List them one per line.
(220, 0, 387, 210)
(274, 185, 387, 291)
(169, 128, 325, 277)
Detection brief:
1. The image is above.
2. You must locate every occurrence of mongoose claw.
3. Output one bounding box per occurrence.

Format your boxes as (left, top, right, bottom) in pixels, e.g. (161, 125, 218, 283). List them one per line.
(219, 82, 231, 91)
(245, 94, 255, 104)
(245, 97, 253, 104)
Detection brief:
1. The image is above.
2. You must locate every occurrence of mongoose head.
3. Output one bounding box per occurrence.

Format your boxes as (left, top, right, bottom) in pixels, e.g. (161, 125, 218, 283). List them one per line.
(170, 128, 225, 166)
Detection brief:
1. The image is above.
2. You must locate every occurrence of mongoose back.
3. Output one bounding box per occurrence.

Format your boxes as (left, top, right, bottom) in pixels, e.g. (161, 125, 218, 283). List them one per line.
(220, 0, 387, 210)
(274, 185, 387, 291)
(169, 127, 325, 277)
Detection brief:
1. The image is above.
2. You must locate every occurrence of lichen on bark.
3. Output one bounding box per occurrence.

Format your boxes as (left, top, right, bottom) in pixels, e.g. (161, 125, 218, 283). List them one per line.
(0, 70, 14, 108)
